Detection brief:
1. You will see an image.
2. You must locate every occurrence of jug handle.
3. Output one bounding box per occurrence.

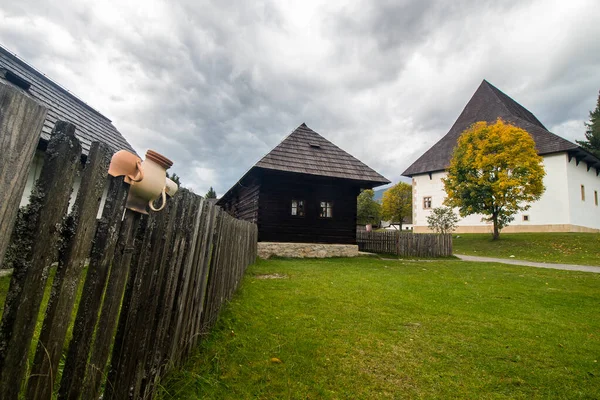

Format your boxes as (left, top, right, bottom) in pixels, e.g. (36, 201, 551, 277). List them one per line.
(129, 160, 144, 182)
(149, 187, 167, 212)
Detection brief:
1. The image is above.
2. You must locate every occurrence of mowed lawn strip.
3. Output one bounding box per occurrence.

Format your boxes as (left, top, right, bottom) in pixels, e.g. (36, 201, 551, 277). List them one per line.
(158, 257, 600, 399)
(452, 232, 600, 266)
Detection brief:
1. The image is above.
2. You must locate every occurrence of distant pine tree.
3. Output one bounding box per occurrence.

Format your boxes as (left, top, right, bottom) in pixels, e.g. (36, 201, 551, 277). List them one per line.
(576, 90, 600, 159)
(205, 186, 217, 199)
(166, 172, 181, 185)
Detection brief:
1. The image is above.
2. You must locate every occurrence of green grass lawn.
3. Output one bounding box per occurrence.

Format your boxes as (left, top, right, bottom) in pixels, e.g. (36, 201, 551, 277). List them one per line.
(453, 233, 600, 266)
(157, 257, 600, 399)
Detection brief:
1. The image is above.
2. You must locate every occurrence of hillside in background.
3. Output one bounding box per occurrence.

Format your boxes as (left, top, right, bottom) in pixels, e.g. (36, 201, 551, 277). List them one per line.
(373, 188, 386, 202)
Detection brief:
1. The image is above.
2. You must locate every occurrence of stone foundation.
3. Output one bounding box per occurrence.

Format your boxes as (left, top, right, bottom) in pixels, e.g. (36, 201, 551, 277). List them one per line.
(258, 242, 359, 259)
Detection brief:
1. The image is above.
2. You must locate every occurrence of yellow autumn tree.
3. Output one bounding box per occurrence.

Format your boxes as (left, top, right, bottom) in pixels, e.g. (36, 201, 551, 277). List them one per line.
(381, 182, 412, 229)
(443, 119, 545, 240)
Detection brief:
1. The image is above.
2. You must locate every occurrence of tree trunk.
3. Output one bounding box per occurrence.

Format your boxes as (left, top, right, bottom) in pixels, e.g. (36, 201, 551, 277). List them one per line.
(492, 213, 500, 240)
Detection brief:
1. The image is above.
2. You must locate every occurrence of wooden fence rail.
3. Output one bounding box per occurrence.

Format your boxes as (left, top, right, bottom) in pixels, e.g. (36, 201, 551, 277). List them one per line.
(356, 230, 453, 257)
(0, 112, 257, 398)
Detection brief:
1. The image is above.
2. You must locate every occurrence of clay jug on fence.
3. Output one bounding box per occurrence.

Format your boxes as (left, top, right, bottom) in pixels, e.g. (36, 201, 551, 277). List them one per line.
(165, 177, 179, 198)
(108, 149, 174, 214)
(107, 150, 144, 184)
(127, 150, 174, 214)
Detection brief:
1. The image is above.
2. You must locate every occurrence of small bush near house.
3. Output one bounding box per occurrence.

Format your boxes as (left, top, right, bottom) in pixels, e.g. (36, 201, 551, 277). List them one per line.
(426, 206, 459, 234)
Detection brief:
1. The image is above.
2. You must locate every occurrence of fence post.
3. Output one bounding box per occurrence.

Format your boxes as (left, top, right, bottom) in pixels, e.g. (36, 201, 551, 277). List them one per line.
(57, 176, 130, 400)
(26, 141, 112, 400)
(80, 208, 142, 400)
(0, 82, 47, 265)
(0, 122, 81, 400)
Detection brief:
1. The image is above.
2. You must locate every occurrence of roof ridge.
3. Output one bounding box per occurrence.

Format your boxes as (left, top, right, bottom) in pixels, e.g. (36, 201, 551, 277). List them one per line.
(0, 43, 112, 123)
(219, 123, 390, 203)
(255, 123, 308, 165)
(482, 80, 547, 130)
(402, 81, 588, 177)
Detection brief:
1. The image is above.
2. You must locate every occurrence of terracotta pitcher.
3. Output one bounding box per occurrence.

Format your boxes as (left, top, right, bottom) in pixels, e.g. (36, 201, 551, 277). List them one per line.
(108, 150, 144, 184)
(127, 150, 173, 214)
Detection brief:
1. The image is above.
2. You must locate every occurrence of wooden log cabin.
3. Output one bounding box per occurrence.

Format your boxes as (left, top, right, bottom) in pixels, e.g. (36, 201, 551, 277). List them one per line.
(218, 123, 390, 244)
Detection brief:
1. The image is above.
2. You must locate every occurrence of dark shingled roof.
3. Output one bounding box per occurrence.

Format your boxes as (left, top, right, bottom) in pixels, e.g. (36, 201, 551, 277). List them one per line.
(402, 80, 586, 177)
(0, 45, 135, 156)
(219, 123, 390, 203)
(255, 123, 390, 185)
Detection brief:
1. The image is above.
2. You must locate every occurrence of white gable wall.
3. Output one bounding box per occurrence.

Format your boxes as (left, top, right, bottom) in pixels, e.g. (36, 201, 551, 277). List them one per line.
(412, 152, 600, 233)
(566, 155, 600, 229)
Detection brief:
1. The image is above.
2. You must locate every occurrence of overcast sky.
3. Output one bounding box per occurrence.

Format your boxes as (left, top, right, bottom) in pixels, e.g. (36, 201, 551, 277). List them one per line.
(1, 0, 599, 195)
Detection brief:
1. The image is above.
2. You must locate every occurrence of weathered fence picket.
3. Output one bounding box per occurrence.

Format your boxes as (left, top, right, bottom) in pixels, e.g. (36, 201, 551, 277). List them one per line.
(81, 209, 141, 400)
(27, 141, 112, 400)
(0, 116, 258, 399)
(356, 230, 452, 257)
(57, 174, 131, 400)
(0, 122, 81, 400)
(0, 82, 47, 265)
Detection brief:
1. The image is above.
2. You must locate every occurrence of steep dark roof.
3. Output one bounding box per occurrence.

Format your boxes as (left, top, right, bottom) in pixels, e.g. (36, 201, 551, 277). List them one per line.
(218, 123, 390, 203)
(402, 80, 584, 177)
(255, 123, 389, 184)
(0, 45, 135, 155)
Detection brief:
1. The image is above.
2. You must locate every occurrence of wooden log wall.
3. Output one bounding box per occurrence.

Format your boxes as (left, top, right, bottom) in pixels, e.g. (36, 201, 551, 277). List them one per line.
(356, 230, 453, 257)
(0, 120, 258, 399)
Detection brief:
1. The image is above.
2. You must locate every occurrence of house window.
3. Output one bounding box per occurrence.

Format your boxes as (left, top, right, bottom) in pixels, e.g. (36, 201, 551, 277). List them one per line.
(581, 185, 585, 201)
(320, 201, 333, 218)
(423, 197, 432, 209)
(291, 200, 305, 216)
(595, 190, 598, 206)
(523, 215, 530, 222)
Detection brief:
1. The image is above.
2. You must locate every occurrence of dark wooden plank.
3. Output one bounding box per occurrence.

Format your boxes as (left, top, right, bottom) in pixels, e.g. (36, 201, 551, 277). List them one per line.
(105, 208, 160, 399)
(0, 121, 81, 400)
(200, 208, 225, 333)
(146, 192, 189, 380)
(27, 141, 112, 400)
(187, 200, 219, 352)
(167, 194, 205, 365)
(0, 83, 47, 264)
(138, 193, 187, 398)
(129, 197, 183, 399)
(156, 190, 198, 369)
(80, 209, 141, 400)
(57, 175, 129, 400)
(103, 213, 150, 400)
(105, 190, 197, 399)
(175, 198, 209, 364)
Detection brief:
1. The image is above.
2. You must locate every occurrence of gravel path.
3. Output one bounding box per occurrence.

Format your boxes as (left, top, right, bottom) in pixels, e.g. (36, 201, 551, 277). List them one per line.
(454, 254, 600, 274)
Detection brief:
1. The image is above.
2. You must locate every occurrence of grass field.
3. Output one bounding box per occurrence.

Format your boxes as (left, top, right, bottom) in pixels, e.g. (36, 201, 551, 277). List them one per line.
(157, 257, 600, 399)
(0, 267, 84, 395)
(452, 232, 600, 266)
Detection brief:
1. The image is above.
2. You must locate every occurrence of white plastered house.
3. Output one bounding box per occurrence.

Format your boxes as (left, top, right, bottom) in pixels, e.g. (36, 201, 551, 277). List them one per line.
(403, 80, 600, 233)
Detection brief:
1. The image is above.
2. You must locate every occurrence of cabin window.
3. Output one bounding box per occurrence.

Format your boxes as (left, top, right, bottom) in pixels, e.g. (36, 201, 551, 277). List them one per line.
(291, 200, 305, 216)
(319, 201, 333, 218)
(523, 215, 530, 222)
(423, 196, 432, 209)
(581, 185, 585, 201)
(595, 190, 598, 206)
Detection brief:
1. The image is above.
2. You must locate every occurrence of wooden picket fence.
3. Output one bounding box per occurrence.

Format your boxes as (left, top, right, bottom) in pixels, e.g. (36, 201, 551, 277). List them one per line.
(356, 230, 452, 257)
(0, 85, 257, 399)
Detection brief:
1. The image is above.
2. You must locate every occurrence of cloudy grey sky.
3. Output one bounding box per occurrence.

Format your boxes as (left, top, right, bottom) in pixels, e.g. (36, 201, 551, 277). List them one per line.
(1, 0, 599, 195)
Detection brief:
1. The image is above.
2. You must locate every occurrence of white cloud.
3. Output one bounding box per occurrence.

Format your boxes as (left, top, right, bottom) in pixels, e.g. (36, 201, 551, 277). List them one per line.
(1, 0, 599, 195)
